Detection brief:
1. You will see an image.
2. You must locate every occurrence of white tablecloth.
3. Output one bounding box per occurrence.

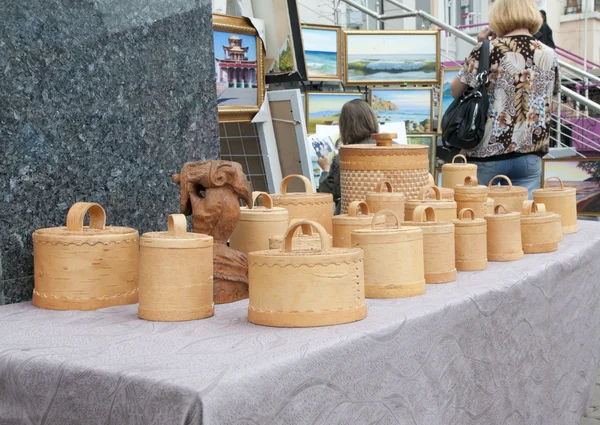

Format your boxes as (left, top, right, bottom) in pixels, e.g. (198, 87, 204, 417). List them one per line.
(2, 221, 600, 425)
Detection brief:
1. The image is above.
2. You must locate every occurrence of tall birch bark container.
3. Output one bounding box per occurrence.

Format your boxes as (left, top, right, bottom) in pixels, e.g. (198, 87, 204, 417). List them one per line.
(248, 220, 366, 328)
(442, 155, 477, 190)
(520, 201, 560, 254)
(270, 175, 334, 234)
(32, 202, 139, 310)
(229, 192, 289, 254)
(404, 186, 457, 222)
(485, 205, 524, 262)
(352, 210, 425, 298)
(402, 206, 457, 284)
(138, 214, 214, 322)
(532, 176, 578, 234)
(453, 208, 488, 271)
(339, 134, 430, 214)
(454, 176, 489, 218)
(269, 219, 333, 250)
(332, 201, 374, 248)
(487, 175, 528, 213)
(365, 180, 406, 222)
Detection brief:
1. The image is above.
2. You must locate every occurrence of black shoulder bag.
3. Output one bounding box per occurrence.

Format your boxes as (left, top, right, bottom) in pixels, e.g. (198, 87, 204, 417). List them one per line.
(441, 40, 490, 150)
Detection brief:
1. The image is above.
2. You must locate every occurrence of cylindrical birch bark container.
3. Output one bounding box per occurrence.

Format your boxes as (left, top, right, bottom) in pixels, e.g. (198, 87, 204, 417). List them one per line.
(532, 176, 578, 234)
(485, 204, 524, 262)
(404, 186, 457, 222)
(520, 201, 560, 254)
(454, 176, 489, 219)
(365, 180, 406, 222)
(487, 175, 528, 213)
(442, 154, 477, 190)
(453, 208, 488, 271)
(332, 201, 374, 248)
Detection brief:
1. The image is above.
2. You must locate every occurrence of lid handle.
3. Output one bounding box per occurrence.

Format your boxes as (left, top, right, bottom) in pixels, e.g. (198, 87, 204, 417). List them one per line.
(280, 174, 313, 195)
(413, 205, 436, 223)
(370, 209, 400, 230)
(348, 201, 370, 217)
(375, 180, 394, 193)
(494, 204, 508, 215)
(452, 154, 468, 164)
(283, 220, 329, 254)
(543, 176, 565, 190)
(289, 218, 313, 236)
(66, 202, 106, 232)
(522, 200, 546, 216)
(464, 175, 479, 186)
(418, 185, 442, 201)
(458, 208, 476, 220)
(168, 214, 188, 237)
(488, 175, 513, 189)
(251, 191, 273, 209)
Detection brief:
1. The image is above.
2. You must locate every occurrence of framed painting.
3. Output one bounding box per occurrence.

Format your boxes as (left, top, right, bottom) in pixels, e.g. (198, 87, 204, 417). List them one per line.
(369, 88, 434, 133)
(213, 14, 265, 123)
(542, 158, 600, 217)
(305, 92, 364, 135)
(301, 24, 342, 81)
(344, 31, 440, 85)
(438, 66, 461, 134)
(407, 134, 437, 174)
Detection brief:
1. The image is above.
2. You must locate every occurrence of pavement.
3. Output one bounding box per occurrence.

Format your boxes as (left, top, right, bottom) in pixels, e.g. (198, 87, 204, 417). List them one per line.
(581, 365, 600, 424)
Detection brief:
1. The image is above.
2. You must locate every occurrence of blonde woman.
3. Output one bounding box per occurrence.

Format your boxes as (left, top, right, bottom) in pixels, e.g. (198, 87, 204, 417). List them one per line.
(451, 0, 559, 198)
(318, 99, 379, 214)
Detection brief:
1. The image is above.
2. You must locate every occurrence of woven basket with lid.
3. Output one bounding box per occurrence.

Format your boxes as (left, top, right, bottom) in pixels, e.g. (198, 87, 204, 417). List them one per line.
(138, 214, 214, 322)
(405, 186, 457, 222)
(248, 220, 366, 328)
(442, 155, 477, 190)
(485, 204, 524, 262)
(402, 206, 456, 284)
(429, 173, 455, 200)
(332, 201, 374, 248)
(339, 133, 430, 214)
(270, 174, 334, 234)
(487, 175, 528, 213)
(453, 208, 488, 271)
(269, 219, 333, 251)
(520, 201, 560, 254)
(230, 192, 289, 254)
(532, 176, 578, 234)
(454, 176, 489, 219)
(352, 210, 425, 299)
(365, 180, 405, 222)
(32, 202, 139, 311)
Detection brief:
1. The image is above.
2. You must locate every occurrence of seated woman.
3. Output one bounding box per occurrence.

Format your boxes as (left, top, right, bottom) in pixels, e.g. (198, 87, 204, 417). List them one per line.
(317, 99, 379, 215)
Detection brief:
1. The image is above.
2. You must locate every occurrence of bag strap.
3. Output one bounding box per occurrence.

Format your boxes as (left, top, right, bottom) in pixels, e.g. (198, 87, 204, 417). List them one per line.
(477, 40, 490, 85)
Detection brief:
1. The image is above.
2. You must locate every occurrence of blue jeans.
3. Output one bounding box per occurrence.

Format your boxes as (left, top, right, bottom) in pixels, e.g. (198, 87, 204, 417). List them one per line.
(469, 155, 542, 199)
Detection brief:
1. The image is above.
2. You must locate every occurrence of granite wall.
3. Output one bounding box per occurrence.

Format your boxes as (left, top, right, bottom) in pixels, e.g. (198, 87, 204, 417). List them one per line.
(0, 0, 219, 304)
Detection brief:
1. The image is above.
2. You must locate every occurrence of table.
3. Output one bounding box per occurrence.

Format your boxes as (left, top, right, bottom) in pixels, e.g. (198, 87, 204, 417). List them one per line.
(2, 221, 600, 425)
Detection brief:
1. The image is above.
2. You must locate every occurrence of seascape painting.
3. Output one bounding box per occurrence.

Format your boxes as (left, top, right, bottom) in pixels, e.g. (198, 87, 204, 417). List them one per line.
(543, 159, 600, 216)
(345, 31, 439, 85)
(306, 93, 363, 134)
(439, 67, 460, 125)
(370, 89, 433, 133)
(408, 134, 437, 173)
(302, 25, 341, 80)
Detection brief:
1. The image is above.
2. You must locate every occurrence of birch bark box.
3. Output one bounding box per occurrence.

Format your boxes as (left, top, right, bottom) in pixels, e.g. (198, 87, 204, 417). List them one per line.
(351, 210, 426, 299)
(533, 176, 578, 234)
(32, 202, 139, 311)
(365, 180, 406, 222)
(332, 201, 374, 248)
(454, 176, 489, 219)
(453, 208, 488, 271)
(520, 201, 560, 254)
(442, 155, 477, 190)
(404, 185, 457, 223)
(487, 175, 528, 214)
(485, 204, 524, 262)
(138, 214, 214, 322)
(248, 220, 366, 328)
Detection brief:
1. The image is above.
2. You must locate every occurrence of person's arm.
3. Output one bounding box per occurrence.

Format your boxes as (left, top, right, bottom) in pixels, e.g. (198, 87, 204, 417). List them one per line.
(318, 156, 330, 183)
(452, 28, 491, 98)
(317, 155, 340, 202)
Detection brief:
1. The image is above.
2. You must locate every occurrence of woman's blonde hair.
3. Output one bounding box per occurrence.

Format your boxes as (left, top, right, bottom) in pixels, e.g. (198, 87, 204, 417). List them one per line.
(339, 99, 379, 145)
(489, 0, 542, 36)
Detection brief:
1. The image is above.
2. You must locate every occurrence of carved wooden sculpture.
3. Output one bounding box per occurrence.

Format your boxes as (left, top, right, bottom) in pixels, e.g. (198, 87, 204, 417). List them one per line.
(172, 160, 253, 304)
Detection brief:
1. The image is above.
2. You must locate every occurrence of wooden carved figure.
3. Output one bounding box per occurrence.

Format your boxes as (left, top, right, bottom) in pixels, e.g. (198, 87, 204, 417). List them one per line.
(172, 160, 253, 304)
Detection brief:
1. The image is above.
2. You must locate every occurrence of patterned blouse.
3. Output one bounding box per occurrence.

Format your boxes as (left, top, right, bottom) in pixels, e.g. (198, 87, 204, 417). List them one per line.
(458, 35, 560, 159)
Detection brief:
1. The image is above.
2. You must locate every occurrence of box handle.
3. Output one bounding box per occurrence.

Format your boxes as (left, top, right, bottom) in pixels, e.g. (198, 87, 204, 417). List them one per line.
(543, 176, 565, 190)
(494, 204, 509, 215)
(458, 208, 476, 220)
(289, 218, 314, 237)
(283, 220, 329, 253)
(280, 174, 313, 195)
(348, 201, 370, 217)
(521, 201, 546, 216)
(452, 154, 468, 164)
(375, 180, 394, 193)
(370, 209, 400, 230)
(413, 205, 436, 223)
(418, 185, 441, 201)
(488, 174, 513, 189)
(463, 175, 479, 186)
(168, 214, 187, 237)
(66, 202, 106, 232)
(251, 191, 273, 209)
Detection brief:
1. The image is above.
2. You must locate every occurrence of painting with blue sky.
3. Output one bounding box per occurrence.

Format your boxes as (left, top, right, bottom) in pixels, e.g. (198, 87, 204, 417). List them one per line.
(439, 67, 460, 126)
(302, 26, 340, 80)
(543, 159, 600, 216)
(307, 93, 363, 134)
(370, 89, 432, 133)
(346, 32, 438, 84)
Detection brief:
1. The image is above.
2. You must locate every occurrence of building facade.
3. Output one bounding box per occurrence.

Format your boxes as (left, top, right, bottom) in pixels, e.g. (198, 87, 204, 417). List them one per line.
(216, 35, 258, 88)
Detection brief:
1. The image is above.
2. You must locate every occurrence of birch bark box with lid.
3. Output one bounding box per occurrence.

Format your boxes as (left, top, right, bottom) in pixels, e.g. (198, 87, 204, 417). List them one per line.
(453, 208, 488, 271)
(269, 219, 333, 250)
(520, 201, 560, 254)
(487, 175, 528, 213)
(270, 175, 334, 234)
(138, 214, 214, 322)
(429, 173, 455, 200)
(485, 205, 524, 262)
(339, 132, 430, 214)
(404, 186, 457, 222)
(248, 220, 366, 328)
(229, 192, 289, 254)
(454, 176, 489, 219)
(32, 202, 139, 310)
(402, 206, 457, 284)
(351, 210, 426, 299)
(332, 201, 374, 248)
(533, 177, 578, 234)
(365, 180, 405, 222)
(442, 155, 477, 190)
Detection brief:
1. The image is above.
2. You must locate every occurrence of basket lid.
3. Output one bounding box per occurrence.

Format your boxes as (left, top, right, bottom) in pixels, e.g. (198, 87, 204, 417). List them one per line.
(333, 201, 374, 225)
(442, 155, 477, 171)
(352, 209, 421, 237)
(402, 205, 454, 229)
(454, 176, 488, 194)
(487, 175, 527, 196)
(406, 186, 455, 207)
(532, 176, 577, 196)
(240, 192, 288, 219)
(339, 143, 429, 171)
(484, 204, 520, 220)
(520, 201, 560, 224)
(453, 208, 486, 227)
(141, 214, 213, 248)
(272, 174, 332, 202)
(33, 202, 138, 243)
(270, 220, 333, 242)
(366, 180, 406, 200)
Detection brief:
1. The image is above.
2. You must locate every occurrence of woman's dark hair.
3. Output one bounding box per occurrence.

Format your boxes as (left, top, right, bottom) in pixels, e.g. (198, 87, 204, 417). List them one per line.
(338, 99, 379, 145)
(540, 10, 547, 22)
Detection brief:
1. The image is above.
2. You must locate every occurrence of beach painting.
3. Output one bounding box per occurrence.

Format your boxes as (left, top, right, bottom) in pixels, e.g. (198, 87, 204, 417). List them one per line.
(302, 24, 342, 81)
(438, 67, 461, 132)
(543, 159, 600, 216)
(345, 31, 440, 85)
(306, 92, 364, 134)
(370, 88, 433, 133)
(408, 134, 437, 173)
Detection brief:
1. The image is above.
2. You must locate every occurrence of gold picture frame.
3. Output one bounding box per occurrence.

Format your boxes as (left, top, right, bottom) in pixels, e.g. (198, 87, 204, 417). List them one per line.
(301, 24, 343, 81)
(438, 66, 462, 134)
(344, 30, 440, 86)
(407, 133, 437, 174)
(369, 87, 434, 134)
(213, 14, 265, 123)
